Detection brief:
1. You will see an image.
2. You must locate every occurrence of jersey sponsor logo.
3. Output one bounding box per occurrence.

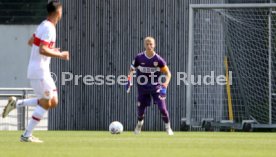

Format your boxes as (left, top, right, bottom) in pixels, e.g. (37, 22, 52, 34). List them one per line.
(137, 66, 160, 73)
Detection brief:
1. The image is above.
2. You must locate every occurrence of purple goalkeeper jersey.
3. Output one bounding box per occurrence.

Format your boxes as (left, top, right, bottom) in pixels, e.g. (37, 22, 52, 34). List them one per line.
(132, 52, 167, 89)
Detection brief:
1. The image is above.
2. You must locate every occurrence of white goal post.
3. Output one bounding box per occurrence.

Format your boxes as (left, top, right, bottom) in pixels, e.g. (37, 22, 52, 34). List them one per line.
(186, 3, 276, 129)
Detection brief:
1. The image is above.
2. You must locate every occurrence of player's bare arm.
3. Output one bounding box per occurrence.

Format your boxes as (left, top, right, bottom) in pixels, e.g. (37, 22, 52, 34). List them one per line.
(128, 67, 135, 81)
(160, 65, 171, 88)
(28, 36, 69, 60)
(126, 68, 135, 93)
(39, 44, 69, 60)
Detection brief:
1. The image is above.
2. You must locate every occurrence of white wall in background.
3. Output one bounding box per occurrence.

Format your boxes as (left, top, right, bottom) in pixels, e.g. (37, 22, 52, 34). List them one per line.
(0, 25, 36, 88)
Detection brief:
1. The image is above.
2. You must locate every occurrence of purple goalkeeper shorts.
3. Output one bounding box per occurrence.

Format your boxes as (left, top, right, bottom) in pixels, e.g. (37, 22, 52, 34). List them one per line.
(136, 85, 169, 123)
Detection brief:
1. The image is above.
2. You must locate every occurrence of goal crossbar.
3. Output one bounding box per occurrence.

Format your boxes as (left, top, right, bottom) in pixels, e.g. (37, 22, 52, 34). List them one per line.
(190, 3, 276, 9)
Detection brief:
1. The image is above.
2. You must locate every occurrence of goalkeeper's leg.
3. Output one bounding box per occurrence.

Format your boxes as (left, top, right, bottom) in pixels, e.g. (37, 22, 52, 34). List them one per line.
(153, 93, 174, 135)
(134, 93, 150, 134)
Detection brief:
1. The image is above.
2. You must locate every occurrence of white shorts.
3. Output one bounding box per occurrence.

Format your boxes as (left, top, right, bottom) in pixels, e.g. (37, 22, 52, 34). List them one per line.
(30, 76, 57, 99)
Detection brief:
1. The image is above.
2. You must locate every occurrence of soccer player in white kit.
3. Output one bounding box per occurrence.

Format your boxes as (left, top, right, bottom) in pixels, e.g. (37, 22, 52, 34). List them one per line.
(1, 1, 69, 143)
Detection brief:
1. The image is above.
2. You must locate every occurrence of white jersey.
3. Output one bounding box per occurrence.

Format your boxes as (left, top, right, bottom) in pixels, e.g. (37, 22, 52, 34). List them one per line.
(27, 20, 56, 79)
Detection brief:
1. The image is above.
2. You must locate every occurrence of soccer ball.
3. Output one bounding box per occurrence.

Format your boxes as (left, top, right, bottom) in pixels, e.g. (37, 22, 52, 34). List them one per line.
(109, 121, 123, 134)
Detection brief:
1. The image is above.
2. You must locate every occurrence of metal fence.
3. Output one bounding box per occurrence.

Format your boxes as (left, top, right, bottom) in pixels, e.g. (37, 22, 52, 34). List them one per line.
(0, 88, 48, 131)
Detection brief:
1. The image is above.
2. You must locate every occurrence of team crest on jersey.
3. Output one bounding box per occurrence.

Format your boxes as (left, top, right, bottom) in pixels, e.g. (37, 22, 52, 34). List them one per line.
(153, 62, 158, 67)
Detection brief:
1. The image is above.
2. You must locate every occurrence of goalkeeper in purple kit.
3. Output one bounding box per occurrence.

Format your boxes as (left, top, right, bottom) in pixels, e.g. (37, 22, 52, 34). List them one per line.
(126, 36, 173, 135)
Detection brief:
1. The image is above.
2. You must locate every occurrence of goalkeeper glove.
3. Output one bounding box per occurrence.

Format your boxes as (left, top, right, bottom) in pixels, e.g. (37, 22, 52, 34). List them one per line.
(159, 85, 167, 100)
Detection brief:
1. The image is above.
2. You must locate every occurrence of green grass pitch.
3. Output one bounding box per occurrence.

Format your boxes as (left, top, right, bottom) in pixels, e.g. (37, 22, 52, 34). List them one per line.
(0, 131, 276, 157)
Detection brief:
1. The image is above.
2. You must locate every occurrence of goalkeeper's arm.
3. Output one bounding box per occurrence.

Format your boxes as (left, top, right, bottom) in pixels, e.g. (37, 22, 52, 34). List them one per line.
(160, 65, 171, 88)
(126, 68, 135, 93)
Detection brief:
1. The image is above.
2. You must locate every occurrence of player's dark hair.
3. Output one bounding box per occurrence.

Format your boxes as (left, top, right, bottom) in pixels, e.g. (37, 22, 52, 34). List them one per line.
(47, 1, 62, 15)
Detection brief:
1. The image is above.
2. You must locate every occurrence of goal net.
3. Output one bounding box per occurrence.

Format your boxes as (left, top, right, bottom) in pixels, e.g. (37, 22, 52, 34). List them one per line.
(186, 4, 276, 128)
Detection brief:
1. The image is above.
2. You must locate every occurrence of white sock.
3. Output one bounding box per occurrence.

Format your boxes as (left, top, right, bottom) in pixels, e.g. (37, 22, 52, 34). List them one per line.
(138, 120, 144, 126)
(23, 106, 47, 137)
(16, 98, 38, 108)
(165, 122, 171, 129)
